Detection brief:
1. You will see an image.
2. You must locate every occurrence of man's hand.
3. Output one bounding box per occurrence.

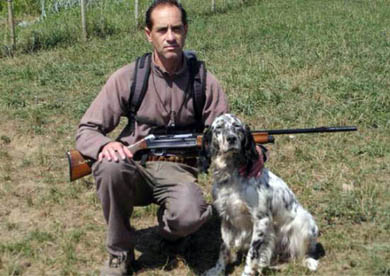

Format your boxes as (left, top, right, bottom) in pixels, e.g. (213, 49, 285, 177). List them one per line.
(98, 141, 133, 162)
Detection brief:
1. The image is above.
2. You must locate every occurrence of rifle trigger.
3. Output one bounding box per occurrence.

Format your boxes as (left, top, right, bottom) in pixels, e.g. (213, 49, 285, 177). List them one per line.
(150, 148, 166, 156)
(140, 154, 148, 167)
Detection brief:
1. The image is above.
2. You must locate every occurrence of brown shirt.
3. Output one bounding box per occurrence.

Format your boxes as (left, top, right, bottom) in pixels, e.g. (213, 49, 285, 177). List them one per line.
(76, 54, 229, 160)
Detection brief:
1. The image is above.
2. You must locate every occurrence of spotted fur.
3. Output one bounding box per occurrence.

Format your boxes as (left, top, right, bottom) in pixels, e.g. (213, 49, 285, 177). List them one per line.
(202, 114, 320, 276)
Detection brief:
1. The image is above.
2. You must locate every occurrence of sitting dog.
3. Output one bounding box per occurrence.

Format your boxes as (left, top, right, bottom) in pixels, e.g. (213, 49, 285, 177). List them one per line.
(200, 114, 320, 276)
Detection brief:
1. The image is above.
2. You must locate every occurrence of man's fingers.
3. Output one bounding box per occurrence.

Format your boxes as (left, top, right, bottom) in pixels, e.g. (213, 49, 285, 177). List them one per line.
(114, 147, 127, 160)
(103, 149, 113, 161)
(123, 146, 133, 159)
(108, 148, 119, 161)
(98, 142, 133, 162)
(98, 152, 104, 161)
(110, 146, 131, 160)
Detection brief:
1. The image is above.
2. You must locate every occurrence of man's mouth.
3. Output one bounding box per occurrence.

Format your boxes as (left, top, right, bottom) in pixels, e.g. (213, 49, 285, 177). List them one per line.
(165, 45, 178, 50)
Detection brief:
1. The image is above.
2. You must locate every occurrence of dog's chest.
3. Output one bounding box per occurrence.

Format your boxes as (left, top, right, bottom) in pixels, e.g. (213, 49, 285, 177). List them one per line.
(213, 179, 258, 225)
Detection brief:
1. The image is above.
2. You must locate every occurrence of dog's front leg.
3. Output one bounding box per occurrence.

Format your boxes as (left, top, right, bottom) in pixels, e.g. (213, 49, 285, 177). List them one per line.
(203, 242, 232, 276)
(242, 216, 275, 276)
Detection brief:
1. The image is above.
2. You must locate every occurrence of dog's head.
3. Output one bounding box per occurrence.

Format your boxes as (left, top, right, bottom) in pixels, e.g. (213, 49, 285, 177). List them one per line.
(199, 113, 259, 173)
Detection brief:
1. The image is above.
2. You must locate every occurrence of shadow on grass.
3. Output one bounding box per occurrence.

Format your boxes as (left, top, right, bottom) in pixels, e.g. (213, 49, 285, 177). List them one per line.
(133, 210, 222, 275)
(132, 211, 326, 275)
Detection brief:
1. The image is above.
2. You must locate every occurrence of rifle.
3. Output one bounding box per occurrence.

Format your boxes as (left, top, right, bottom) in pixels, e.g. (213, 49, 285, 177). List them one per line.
(66, 126, 357, 182)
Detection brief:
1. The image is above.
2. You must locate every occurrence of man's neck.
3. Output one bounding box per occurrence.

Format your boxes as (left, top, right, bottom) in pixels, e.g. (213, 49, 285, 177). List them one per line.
(153, 51, 183, 75)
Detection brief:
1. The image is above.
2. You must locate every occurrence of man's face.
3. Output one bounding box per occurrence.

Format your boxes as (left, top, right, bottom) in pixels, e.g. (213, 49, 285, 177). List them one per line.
(145, 5, 187, 63)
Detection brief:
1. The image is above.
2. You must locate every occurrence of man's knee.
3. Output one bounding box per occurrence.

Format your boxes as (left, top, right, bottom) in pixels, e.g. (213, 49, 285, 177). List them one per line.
(163, 183, 212, 237)
(176, 204, 212, 236)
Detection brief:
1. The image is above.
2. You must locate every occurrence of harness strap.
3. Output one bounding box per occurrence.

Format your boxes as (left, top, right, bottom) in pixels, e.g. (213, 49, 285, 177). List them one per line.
(127, 51, 206, 134)
(185, 50, 206, 132)
(129, 53, 152, 115)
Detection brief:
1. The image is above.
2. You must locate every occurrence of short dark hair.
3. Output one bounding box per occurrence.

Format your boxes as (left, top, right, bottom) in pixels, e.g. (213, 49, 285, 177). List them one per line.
(145, 0, 188, 30)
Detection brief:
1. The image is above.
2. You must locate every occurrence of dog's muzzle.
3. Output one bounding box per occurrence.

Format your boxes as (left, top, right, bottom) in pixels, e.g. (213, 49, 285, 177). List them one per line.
(226, 134, 237, 145)
(223, 133, 240, 152)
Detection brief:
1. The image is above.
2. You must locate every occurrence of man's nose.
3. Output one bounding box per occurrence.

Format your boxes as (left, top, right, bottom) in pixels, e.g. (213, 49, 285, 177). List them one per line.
(166, 28, 175, 41)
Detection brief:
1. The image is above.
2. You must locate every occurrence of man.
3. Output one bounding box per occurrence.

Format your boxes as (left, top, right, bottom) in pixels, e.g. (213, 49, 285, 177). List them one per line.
(76, 0, 229, 274)
(76, 0, 263, 275)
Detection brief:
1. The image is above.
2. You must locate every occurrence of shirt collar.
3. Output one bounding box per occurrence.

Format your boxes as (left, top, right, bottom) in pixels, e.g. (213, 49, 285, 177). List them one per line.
(151, 52, 188, 78)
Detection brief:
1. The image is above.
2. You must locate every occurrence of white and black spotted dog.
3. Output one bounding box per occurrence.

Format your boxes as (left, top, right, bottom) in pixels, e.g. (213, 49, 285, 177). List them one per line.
(200, 114, 320, 276)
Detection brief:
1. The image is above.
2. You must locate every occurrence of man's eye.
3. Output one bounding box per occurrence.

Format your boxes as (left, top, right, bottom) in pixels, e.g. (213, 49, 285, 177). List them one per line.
(157, 28, 167, 33)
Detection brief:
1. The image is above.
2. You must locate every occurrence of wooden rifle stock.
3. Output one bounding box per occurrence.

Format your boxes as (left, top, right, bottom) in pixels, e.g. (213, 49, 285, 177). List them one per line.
(66, 149, 94, 182)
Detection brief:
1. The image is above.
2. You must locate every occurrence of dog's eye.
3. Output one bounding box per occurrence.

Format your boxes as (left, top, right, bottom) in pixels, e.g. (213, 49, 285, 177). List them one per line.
(214, 125, 224, 134)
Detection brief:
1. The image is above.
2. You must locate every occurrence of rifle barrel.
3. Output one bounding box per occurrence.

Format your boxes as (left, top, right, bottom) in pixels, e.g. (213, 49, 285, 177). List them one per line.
(255, 126, 357, 135)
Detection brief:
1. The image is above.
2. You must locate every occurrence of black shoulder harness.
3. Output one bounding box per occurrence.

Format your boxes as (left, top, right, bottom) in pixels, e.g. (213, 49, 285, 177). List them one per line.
(127, 51, 206, 133)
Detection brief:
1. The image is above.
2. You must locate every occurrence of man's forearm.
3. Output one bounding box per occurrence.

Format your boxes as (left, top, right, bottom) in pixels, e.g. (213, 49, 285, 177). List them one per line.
(75, 126, 113, 160)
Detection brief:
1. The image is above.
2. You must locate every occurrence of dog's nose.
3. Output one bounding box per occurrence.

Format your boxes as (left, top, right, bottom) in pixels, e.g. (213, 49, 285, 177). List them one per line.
(227, 135, 237, 145)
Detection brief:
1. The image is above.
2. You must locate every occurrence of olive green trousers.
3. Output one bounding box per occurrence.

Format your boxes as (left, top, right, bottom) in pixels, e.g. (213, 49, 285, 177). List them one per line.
(92, 158, 212, 257)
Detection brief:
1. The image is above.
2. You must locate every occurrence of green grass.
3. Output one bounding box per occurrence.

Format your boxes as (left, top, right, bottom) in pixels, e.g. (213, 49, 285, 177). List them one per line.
(1, 0, 390, 275)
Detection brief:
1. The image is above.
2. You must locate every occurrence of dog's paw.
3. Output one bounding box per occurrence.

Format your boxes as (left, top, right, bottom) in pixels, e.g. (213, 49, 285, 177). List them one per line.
(242, 265, 257, 276)
(303, 257, 319, 271)
(203, 265, 225, 276)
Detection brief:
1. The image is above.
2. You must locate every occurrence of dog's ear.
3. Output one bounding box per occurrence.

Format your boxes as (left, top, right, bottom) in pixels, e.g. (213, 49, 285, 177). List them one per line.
(198, 127, 213, 172)
(242, 124, 259, 173)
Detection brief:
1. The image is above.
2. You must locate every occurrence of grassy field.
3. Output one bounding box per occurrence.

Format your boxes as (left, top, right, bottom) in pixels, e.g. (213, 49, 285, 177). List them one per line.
(1, 0, 390, 275)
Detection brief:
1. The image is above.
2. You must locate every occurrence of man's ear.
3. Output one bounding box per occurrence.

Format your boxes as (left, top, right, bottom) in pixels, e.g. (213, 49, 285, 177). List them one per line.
(145, 27, 152, 43)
